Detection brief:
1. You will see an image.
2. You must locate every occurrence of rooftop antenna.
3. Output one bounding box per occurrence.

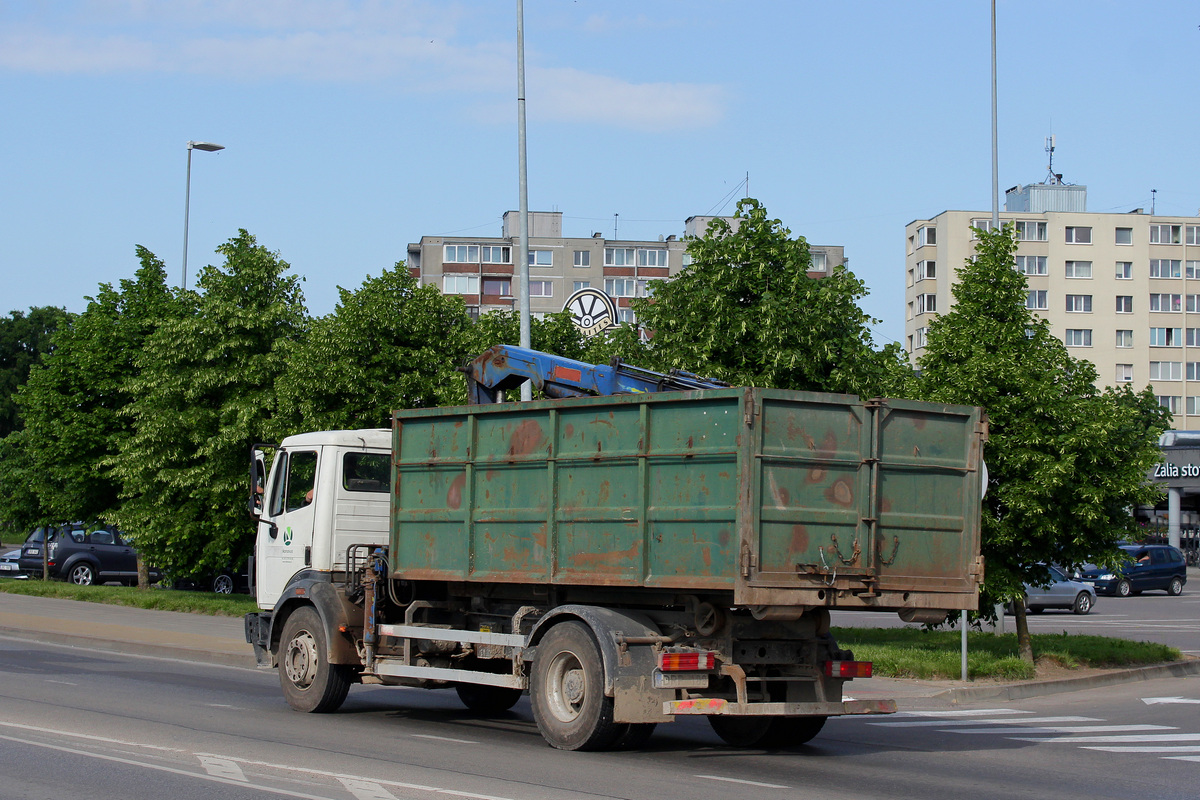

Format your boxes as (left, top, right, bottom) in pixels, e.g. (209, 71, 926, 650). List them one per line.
(1044, 135, 1062, 184)
(1152, 189, 1157, 216)
(614, 213, 619, 239)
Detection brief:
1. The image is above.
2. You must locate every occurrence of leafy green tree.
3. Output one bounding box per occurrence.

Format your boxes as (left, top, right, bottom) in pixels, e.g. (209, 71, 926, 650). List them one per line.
(0, 430, 43, 539)
(0, 306, 71, 437)
(15, 250, 181, 532)
(111, 231, 308, 579)
(275, 265, 474, 432)
(912, 226, 1169, 662)
(625, 199, 908, 396)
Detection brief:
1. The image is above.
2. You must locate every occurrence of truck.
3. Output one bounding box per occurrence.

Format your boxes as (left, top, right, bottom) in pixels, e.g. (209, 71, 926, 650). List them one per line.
(245, 346, 987, 750)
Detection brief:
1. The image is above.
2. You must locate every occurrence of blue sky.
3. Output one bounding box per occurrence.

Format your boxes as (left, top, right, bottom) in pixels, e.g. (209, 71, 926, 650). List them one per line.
(3, 1, 1198, 347)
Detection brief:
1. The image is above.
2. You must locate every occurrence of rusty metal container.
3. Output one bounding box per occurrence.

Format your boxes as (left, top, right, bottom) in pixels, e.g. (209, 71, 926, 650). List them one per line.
(391, 388, 985, 612)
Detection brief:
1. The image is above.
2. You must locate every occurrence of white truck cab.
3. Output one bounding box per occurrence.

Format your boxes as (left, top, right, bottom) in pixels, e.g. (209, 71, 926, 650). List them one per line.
(254, 429, 391, 609)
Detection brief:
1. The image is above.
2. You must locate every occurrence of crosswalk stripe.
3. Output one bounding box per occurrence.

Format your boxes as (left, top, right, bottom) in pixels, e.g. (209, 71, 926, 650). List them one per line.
(1013, 733, 1200, 743)
(1084, 746, 1200, 753)
(870, 716, 1100, 727)
(889, 709, 1029, 718)
(943, 725, 1174, 735)
(337, 778, 398, 800)
(199, 756, 246, 782)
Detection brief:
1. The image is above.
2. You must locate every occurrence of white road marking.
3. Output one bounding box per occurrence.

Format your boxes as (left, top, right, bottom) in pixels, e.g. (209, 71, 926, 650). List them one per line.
(1163, 756, 1200, 762)
(45, 679, 78, 685)
(205, 703, 245, 709)
(696, 775, 790, 789)
(0, 720, 186, 752)
(870, 716, 1100, 727)
(1142, 696, 1200, 705)
(200, 756, 247, 782)
(1013, 733, 1200, 743)
(889, 709, 1030, 718)
(943, 725, 1174, 735)
(411, 734, 479, 744)
(1085, 745, 1200, 753)
(339, 778, 398, 800)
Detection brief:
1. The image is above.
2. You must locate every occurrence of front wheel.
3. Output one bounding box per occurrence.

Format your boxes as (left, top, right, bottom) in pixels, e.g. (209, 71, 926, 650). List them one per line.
(1115, 579, 1132, 598)
(1072, 592, 1093, 615)
(212, 573, 235, 594)
(68, 563, 96, 586)
(1168, 576, 1184, 596)
(530, 621, 620, 751)
(278, 606, 351, 713)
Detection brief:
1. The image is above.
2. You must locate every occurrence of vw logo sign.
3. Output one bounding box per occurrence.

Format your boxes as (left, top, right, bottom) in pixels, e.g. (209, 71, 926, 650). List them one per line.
(564, 288, 618, 336)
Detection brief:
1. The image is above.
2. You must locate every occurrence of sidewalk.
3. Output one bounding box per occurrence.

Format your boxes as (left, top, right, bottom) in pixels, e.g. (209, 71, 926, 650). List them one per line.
(1, 593, 1197, 707)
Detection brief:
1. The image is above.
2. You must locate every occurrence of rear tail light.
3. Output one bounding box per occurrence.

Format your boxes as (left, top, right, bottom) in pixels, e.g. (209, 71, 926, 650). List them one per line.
(824, 660, 873, 679)
(659, 651, 717, 671)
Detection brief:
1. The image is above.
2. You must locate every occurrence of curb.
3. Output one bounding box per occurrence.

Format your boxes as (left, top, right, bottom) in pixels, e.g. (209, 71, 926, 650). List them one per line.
(0, 623, 258, 669)
(899, 660, 1200, 708)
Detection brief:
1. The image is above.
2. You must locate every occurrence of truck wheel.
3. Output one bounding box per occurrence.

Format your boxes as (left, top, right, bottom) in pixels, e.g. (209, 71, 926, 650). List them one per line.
(68, 563, 96, 586)
(1115, 579, 1132, 597)
(455, 683, 522, 714)
(212, 573, 235, 594)
(612, 723, 656, 750)
(1168, 576, 1184, 596)
(530, 621, 620, 751)
(769, 716, 827, 747)
(708, 715, 772, 747)
(278, 606, 351, 713)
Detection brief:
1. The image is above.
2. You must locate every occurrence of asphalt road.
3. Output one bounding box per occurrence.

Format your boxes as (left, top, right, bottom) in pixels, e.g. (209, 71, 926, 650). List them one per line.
(831, 566, 1200, 658)
(2, 636, 1199, 800)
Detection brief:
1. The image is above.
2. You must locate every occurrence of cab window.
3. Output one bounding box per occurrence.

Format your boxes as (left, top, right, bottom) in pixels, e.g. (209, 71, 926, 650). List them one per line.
(343, 452, 390, 493)
(285, 451, 319, 512)
(268, 453, 289, 517)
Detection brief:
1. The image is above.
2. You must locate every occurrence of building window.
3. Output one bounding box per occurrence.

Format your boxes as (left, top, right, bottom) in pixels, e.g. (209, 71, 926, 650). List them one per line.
(917, 226, 936, 247)
(1188, 226, 1200, 246)
(1116, 364, 1134, 383)
(466, 306, 480, 321)
(481, 246, 511, 264)
(1015, 255, 1047, 275)
(1065, 261, 1092, 278)
(1116, 329, 1133, 348)
(573, 250, 591, 268)
(1015, 221, 1048, 241)
(1189, 397, 1200, 416)
(1188, 261, 1200, 279)
(971, 219, 997, 235)
(1150, 293, 1182, 312)
(572, 280, 590, 292)
(1158, 396, 1182, 414)
(443, 275, 478, 294)
(1065, 295, 1092, 313)
(1189, 295, 1200, 313)
(810, 252, 828, 272)
(443, 244, 480, 263)
(529, 280, 553, 298)
(617, 308, 637, 325)
(1115, 228, 1133, 245)
(1189, 329, 1200, 347)
(1150, 327, 1183, 347)
(637, 248, 668, 267)
(1150, 259, 1182, 278)
(912, 326, 928, 349)
(1150, 224, 1182, 244)
(1116, 262, 1133, 280)
(1064, 329, 1092, 347)
(1026, 290, 1048, 310)
(604, 247, 636, 266)
(604, 278, 637, 297)
(527, 250, 553, 267)
(1116, 296, 1133, 313)
(482, 278, 510, 296)
(1065, 226, 1092, 244)
(1188, 363, 1200, 381)
(1150, 361, 1183, 381)
(917, 260, 936, 280)
(917, 294, 936, 314)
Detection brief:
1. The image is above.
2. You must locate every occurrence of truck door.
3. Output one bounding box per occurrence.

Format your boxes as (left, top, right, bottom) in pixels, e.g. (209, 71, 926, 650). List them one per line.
(256, 448, 320, 608)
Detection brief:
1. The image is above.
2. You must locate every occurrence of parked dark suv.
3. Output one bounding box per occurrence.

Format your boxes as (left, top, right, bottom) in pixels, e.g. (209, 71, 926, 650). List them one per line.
(18, 524, 162, 586)
(1074, 544, 1187, 597)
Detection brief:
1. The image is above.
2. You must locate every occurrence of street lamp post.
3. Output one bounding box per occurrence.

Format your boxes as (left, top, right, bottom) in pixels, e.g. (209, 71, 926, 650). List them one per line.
(182, 140, 225, 289)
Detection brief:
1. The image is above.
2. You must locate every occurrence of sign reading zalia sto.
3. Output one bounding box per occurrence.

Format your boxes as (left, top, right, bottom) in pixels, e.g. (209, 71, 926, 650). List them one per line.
(563, 288, 618, 336)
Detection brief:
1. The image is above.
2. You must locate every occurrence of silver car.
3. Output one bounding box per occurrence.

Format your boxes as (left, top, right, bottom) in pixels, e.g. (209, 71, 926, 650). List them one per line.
(0, 547, 24, 578)
(1013, 565, 1097, 615)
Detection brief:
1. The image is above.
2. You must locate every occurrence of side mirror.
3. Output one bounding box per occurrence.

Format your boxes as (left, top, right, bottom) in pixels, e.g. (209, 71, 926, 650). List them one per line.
(267, 521, 278, 540)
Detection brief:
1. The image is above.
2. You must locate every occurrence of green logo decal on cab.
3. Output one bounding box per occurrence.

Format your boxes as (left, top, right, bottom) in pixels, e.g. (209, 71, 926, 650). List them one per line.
(283, 526, 293, 547)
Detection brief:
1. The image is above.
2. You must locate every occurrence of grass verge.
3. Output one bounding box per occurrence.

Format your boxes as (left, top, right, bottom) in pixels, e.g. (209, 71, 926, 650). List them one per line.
(835, 626, 1183, 681)
(0, 579, 257, 617)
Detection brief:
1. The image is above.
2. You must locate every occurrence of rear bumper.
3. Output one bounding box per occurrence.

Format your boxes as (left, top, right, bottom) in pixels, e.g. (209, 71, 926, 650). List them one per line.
(666, 697, 896, 717)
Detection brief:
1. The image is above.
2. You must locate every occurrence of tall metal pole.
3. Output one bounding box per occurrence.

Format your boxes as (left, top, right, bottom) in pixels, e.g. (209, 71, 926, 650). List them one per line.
(516, 0, 532, 401)
(991, 0, 999, 229)
(183, 146, 194, 289)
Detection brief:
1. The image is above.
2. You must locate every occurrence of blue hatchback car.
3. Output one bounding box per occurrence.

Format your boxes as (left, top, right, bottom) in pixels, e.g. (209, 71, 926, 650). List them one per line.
(1074, 544, 1187, 597)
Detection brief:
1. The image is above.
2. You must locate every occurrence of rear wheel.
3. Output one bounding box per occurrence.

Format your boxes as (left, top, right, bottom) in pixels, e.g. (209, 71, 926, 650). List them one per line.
(612, 723, 657, 750)
(1072, 593, 1093, 615)
(770, 716, 827, 747)
(212, 573, 235, 594)
(1029, 606, 1044, 614)
(455, 683, 522, 714)
(1168, 576, 1184, 596)
(530, 621, 620, 751)
(1115, 579, 1132, 598)
(278, 606, 351, 713)
(68, 563, 96, 586)
(709, 715, 825, 748)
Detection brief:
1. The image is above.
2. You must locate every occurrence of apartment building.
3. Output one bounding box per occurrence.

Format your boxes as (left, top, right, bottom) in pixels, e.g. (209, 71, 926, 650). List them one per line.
(904, 183, 1200, 427)
(408, 211, 843, 328)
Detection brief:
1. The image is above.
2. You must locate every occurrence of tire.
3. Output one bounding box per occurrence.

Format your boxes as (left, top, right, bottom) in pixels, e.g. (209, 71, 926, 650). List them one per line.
(1029, 606, 1044, 614)
(455, 683, 523, 715)
(212, 573, 235, 594)
(1072, 592, 1093, 615)
(278, 606, 351, 713)
(769, 716, 828, 747)
(68, 563, 96, 586)
(612, 723, 657, 750)
(1168, 576, 1184, 596)
(530, 621, 620, 751)
(1115, 579, 1132, 598)
(709, 715, 773, 747)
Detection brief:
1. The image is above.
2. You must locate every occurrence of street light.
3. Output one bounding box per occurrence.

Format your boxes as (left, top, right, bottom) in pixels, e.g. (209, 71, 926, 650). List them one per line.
(182, 140, 225, 289)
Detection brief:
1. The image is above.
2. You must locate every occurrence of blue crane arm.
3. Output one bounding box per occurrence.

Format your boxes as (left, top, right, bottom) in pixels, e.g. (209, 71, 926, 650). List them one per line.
(463, 345, 730, 404)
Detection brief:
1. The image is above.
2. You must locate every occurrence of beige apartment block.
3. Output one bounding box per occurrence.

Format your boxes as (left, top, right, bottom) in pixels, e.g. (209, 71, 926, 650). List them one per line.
(408, 210, 844, 325)
(904, 184, 1200, 428)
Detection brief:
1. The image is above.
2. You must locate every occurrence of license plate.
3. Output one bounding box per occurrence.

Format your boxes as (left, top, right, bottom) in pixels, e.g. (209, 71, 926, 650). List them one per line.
(0, 563, 16, 571)
(26, 548, 39, 556)
(654, 672, 711, 689)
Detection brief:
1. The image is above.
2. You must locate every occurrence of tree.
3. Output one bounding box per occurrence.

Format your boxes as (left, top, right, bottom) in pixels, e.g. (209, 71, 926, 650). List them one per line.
(15, 249, 181, 532)
(624, 199, 909, 396)
(0, 306, 71, 438)
(275, 265, 474, 432)
(110, 231, 308, 579)
(0, 430, 43, 539)
(912, 226, 1169, 662)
